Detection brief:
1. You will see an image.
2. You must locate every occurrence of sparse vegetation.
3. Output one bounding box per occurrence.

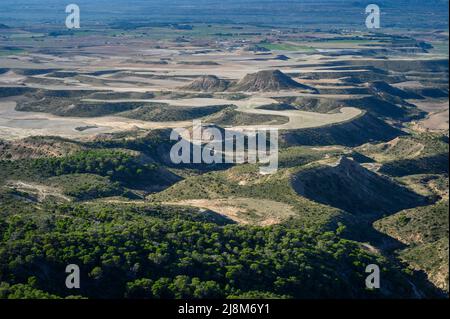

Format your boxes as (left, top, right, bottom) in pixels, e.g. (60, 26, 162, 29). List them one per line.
(0, 5, 448, 300)
(375, 201, 449, 291)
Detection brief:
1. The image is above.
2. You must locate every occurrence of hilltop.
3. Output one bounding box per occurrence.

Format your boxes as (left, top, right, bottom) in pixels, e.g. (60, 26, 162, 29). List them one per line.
(182, 75, 231, 92)
(292, 157, 428, 216)
(367, 81, 423, 100)
(230, 70, 317, 92)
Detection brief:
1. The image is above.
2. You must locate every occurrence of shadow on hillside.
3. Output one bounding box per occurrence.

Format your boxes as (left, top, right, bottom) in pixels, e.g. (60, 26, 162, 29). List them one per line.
(291, 157, 429, 216)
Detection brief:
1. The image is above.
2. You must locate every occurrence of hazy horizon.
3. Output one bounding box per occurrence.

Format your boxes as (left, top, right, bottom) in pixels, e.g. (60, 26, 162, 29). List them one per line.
(0, 0, 448, 29)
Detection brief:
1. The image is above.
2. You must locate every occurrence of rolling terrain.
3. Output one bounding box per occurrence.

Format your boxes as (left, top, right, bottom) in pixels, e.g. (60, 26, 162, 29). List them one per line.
(0, 1, 448, 300)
